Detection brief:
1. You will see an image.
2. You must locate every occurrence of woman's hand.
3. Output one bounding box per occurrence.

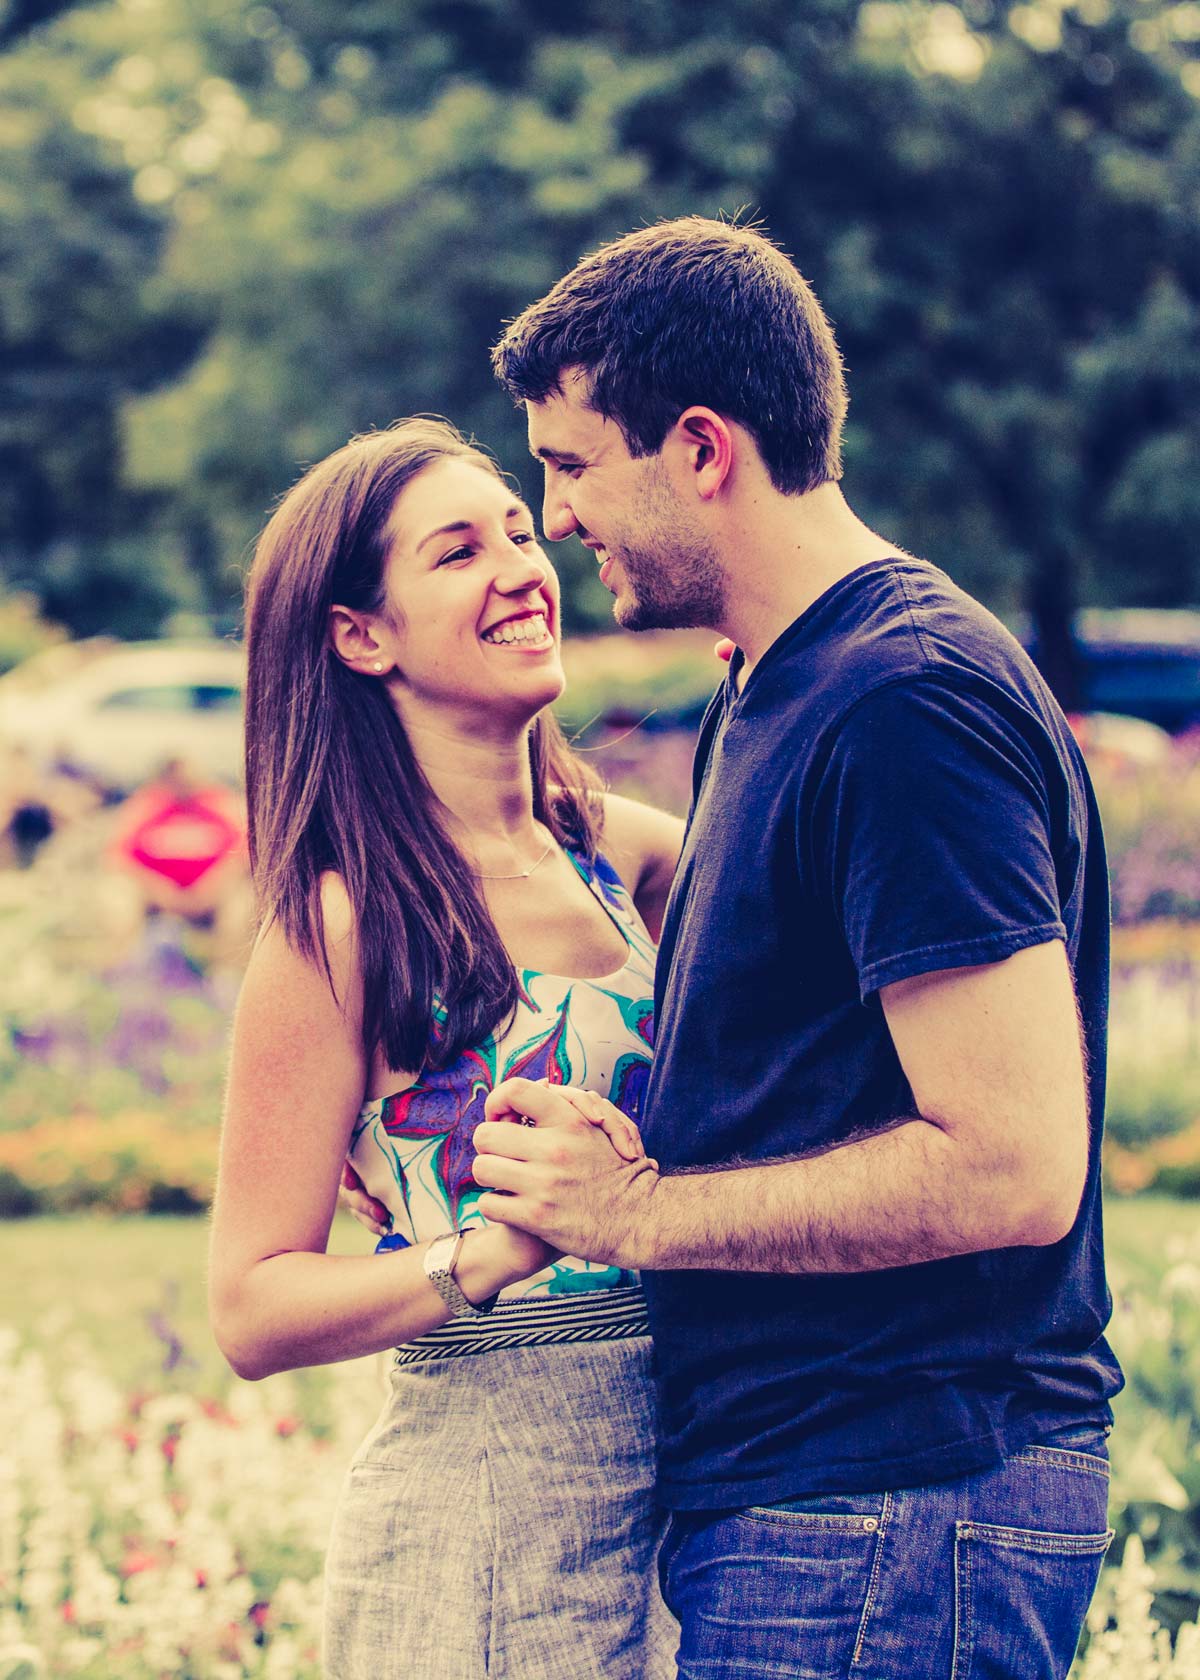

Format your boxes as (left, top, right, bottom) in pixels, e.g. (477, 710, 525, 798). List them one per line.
(457, 1079, 640, 1290)
(456, 1222, 557, 1301)
(338, 1160, 393, 1238)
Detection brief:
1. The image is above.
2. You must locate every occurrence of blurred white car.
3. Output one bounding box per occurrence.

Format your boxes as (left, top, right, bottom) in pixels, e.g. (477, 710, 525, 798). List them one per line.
(1067, 710, 1174, 769)
(0, 639, 246, 792)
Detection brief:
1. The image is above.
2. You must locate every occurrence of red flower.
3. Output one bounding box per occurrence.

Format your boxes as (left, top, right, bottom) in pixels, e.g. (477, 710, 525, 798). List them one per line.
(120, 1549, 159, 1577)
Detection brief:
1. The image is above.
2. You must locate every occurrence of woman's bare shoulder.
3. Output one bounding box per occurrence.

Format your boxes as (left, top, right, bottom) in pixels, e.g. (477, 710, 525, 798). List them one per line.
(246, 871, 359, 1013)
(598, 792, 684, 941)
(600, 791, 684, 866)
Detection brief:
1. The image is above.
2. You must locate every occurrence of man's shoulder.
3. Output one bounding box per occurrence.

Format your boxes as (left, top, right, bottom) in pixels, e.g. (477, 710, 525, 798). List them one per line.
(753, 558, 1050, 736)
(745, 558, 934, 714)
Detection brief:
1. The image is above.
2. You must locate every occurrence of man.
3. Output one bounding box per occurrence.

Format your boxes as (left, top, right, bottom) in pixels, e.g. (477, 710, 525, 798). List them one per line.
(472, 217, 1122, 1678)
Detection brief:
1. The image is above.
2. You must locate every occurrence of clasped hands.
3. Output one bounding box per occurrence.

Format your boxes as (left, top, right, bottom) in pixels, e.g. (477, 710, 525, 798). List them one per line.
(470, 1079, 660, 1271)
(337, 1079, 659, 1271)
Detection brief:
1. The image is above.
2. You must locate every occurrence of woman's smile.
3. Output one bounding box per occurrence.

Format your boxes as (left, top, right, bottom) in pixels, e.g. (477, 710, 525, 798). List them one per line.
(479, 608, 555, 649)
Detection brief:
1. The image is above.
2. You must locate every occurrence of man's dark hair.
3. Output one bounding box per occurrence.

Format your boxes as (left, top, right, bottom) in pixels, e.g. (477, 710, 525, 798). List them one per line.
(492, 216, 848, 495)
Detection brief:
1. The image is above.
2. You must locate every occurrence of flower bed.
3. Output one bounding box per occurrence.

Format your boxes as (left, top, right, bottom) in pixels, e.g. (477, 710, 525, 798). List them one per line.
(0, 1329, 381, 1679)
(0, 1115, 217, 1216)
(4, 1204, 1200, 1677)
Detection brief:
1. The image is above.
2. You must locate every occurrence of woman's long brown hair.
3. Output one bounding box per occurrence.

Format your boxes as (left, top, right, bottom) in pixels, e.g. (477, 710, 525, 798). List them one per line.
(244, 418, 603, 1073)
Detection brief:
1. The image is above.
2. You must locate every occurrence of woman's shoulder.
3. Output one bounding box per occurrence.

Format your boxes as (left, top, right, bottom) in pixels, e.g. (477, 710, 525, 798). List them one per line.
(595, 793, 684, 941)
(246, 870, 360, 1007)
(234, 875, 365, 1080)
(317, 869, 356, 947)
(599, 792, 684, 868)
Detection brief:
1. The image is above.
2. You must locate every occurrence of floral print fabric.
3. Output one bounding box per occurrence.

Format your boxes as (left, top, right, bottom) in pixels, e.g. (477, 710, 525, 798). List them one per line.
(348, 849, 656, 1302)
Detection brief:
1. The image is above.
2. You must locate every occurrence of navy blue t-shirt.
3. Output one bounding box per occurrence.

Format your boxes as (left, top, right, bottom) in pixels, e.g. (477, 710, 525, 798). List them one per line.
(642, 558, 1123, 1511)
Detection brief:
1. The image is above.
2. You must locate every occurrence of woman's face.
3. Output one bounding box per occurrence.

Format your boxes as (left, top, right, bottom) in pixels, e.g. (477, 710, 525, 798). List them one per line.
(377, 456, 565, 727)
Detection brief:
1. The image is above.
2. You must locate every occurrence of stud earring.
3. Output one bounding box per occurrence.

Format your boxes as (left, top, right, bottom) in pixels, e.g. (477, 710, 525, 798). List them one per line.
(373, 661, 384, 673)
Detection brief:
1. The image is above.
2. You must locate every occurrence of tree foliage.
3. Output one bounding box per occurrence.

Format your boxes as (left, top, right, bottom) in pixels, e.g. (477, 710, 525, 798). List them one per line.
(2, 0, 1199, 671)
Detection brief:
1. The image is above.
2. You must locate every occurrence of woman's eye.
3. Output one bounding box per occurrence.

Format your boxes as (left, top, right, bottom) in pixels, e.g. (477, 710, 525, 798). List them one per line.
(510, 532, 537, 546)
(438, 546, 473, 566)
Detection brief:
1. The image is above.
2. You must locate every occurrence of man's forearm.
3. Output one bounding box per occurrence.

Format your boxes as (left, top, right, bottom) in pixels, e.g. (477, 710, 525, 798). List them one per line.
(633, 1112, 1071, 1274)
(472, 1058, 1084, 1276)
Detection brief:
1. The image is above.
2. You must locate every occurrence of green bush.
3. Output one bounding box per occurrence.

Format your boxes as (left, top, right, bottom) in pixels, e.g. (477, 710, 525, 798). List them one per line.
(1105, 1062, 1200, 1151)
(0, 590, 67, 676)
(1148, 1162, 1200, 1199)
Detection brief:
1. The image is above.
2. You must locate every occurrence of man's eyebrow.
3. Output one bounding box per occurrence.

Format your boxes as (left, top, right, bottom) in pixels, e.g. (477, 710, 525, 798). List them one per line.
(531, 446, 583, 464)
(416, 506, 530, 552)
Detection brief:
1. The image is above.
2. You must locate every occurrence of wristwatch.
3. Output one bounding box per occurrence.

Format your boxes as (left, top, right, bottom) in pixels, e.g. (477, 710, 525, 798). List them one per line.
(423, 1228, 499, 1317)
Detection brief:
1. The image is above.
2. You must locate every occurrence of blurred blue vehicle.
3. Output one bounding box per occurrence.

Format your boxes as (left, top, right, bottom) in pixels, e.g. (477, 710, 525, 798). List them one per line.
(1022, 609, 1200, 735)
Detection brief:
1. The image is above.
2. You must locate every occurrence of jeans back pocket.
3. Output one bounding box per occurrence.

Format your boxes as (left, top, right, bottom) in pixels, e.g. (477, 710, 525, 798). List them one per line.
(952, 1518, 1114, 1679)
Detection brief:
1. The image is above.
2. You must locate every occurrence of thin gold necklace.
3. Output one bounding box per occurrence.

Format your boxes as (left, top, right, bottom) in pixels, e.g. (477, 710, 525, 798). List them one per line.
(476, 839, 556, 881)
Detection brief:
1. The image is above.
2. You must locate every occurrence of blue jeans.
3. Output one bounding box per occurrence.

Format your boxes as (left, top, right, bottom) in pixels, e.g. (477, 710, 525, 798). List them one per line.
(659, 1427, 1114, 1679)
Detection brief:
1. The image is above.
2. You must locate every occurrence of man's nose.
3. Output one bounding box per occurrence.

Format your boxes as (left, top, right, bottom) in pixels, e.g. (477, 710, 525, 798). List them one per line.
(541, 480, 578, 543)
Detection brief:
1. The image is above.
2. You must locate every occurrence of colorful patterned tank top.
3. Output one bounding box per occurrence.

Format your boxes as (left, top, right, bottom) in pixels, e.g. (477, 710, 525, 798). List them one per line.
(348, 847, 656, 1362)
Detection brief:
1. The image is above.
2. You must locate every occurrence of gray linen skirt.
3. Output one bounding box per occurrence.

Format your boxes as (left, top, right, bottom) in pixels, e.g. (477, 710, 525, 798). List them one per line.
(323, 1335, 678, 1679)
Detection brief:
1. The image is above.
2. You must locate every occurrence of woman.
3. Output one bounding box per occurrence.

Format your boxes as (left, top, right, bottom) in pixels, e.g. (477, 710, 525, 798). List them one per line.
(208, 418, 684, 1678)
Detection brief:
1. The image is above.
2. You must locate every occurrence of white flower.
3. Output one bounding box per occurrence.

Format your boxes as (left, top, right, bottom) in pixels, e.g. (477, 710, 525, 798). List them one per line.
(0, 1645, 46, 1680)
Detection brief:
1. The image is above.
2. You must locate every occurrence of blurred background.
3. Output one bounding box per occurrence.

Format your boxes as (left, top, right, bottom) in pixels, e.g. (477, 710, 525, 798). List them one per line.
(4, 0, 1200, 1674)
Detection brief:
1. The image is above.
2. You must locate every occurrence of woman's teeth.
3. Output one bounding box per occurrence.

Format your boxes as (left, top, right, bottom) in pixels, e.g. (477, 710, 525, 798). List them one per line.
(481, 613, 551, 647)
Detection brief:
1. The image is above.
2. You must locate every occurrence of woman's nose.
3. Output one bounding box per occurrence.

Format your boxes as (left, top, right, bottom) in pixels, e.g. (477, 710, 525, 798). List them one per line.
(495, 543, 550, 593)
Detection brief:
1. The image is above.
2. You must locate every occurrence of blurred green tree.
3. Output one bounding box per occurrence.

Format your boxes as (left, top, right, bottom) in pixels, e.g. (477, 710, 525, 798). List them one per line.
(768, 1, 1200, 703)
(2, 0, 1199, 677)
(0, 0, 84, 47)
(0, 33, 208, 635)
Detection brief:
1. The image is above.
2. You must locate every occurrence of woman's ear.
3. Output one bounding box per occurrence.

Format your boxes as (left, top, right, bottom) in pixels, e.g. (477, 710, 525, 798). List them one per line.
(329, 604, 391, 675)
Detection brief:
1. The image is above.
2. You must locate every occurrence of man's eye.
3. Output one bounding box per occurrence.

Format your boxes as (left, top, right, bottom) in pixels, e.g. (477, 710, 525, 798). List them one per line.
(510, 532, 538, 545)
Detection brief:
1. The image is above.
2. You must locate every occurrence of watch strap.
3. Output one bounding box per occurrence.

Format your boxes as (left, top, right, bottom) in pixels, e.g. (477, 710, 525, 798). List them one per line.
(423, 1228, 499, 1317)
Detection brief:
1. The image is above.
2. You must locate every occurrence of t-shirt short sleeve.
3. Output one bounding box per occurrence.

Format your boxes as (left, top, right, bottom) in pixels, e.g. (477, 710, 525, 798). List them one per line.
(812, 676, 1069, 1000)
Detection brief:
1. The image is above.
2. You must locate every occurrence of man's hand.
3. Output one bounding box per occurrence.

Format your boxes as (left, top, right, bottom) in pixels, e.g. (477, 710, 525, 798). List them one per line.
(491, 1077, 654, 1164)
(472, 1079, 659, 1268)
(338, 1160, 393, 1238)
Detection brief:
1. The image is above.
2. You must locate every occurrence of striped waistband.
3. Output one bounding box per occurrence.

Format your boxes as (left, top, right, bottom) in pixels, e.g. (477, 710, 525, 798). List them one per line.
(393, 1283, 650, 1366)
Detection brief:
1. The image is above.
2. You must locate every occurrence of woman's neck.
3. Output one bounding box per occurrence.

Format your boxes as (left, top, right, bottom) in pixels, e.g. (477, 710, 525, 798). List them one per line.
(398, 709, 545, 863)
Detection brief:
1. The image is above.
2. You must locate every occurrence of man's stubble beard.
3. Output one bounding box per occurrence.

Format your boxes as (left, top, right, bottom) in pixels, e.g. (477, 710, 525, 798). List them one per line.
(610, 468, 728, 633)
(612, 541, 726, 632)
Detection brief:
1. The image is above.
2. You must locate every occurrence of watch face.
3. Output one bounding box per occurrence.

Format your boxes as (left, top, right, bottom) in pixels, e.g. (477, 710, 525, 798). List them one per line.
(420, 1229, 498, 1317)
(424, 1231, 465, 1301)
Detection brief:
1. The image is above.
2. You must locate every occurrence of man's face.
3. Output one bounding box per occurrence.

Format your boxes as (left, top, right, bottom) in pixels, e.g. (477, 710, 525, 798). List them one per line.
(526, 370, 726, 633)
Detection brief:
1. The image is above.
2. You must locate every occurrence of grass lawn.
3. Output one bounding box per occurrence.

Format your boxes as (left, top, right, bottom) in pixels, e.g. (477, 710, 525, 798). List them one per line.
(1106, 1191, 1200, 1283)
(0, 1193, 1194, 1395)
(0, 1209, 372, 1397)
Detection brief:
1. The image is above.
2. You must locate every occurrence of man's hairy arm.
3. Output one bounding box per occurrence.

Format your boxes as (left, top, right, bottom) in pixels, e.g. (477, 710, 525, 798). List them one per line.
(473, 941, 1090, 1273)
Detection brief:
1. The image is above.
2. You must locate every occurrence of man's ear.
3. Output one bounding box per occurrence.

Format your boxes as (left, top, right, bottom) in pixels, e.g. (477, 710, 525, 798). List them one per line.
(673, 408, 734, 501)
(329, 604, 393, 675)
